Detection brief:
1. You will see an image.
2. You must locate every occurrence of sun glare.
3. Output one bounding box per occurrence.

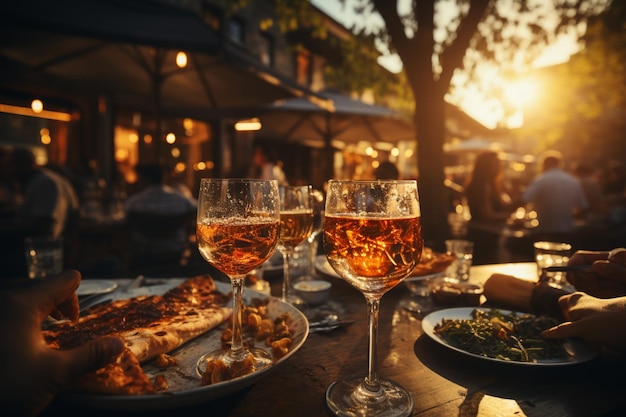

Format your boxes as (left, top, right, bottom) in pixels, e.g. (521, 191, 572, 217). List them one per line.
(504, 79, 537, 107)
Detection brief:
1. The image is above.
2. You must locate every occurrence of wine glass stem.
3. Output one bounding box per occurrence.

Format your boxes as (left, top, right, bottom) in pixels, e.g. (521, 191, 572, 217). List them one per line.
(365, 296, 380, 390)
(281, 248, 294, 302)
(228, 275, 246, 362)
(307, 233, 319, 276)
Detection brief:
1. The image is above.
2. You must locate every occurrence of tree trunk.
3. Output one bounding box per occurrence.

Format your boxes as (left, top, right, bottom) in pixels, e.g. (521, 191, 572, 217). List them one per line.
(414, 84, 449, 252)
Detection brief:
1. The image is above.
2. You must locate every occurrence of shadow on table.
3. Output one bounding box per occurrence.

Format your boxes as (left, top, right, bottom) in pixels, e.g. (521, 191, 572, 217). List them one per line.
(414, 335, 626, 417)
(45, 387, 251, 417)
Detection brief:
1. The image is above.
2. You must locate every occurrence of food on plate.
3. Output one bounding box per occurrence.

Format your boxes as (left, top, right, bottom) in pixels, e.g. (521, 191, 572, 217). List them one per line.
(201, 299, 295, 385)
(433, 308, 568, 362)
(411, 247, 455, 276)
(43, 275, 233, 395)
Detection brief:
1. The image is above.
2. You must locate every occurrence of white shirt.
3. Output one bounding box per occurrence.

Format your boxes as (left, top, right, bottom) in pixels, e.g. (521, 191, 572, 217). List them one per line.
(20, 168, 79, 237)
(523, 168, 589, 233)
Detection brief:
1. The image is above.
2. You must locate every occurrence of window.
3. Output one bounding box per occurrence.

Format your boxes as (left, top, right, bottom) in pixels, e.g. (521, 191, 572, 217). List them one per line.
(259, 32, 274, 67)
(295, 49, 312, 86)
(228, 18, 245, 43)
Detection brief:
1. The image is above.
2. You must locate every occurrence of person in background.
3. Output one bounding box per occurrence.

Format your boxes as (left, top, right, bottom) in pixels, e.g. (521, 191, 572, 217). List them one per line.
(522, 150, 588, 237)
(462, 151, 515, 264)
(0, 270, 123, 416)
(124, 164, 197, 272)
(251, 141, 288, 186)
(541, 248, 626, 351)
(464, 151, 514, 223)
(375, 160, 400, 180)
(0, 147, 80, 277)
(0, 146, 18, 216)
(573, 162, 607, 223)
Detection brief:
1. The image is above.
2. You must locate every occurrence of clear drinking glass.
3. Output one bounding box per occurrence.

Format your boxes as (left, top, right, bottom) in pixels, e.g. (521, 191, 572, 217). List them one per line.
(195, 178, 280, 376)
(304, 188, 325, 279)
(324, 179, 422, 417)
(277, 185, 314, 304)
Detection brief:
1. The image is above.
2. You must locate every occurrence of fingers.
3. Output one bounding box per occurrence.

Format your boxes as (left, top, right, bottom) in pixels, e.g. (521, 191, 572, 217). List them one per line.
(27, 270, 81, 322)
(569, 250, 609, 266)
(594, 261, 626, 283)
(608, 248, 626, 266)
(63, 337, 125, 378)
(556, 292, 585, 321)
(541, 321, 574, 340)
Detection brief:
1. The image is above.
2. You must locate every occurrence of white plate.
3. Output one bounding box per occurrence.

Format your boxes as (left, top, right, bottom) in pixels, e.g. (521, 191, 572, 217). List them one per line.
(422, 307, 598, 366)
(76, 280, 118, 297)
(60, 280, 309, 410)
(405, 270, 447, 282)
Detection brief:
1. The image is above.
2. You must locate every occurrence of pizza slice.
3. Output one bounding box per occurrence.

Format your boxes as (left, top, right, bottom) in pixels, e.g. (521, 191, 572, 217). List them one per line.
(43, 275, 232, 395)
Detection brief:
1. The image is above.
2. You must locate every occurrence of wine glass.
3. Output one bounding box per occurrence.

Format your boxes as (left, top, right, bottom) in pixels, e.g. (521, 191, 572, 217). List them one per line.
(195, 178, 280, 376)
(303, 188, 325, 279)
(324, 179, 423, 417)
(277, 185, 314, 304)
(399, 273, 442, 314)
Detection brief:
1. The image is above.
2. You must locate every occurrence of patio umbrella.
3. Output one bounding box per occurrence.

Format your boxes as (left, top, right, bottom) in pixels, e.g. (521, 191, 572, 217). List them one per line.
(254, 90, 415, 150)
(0, 0, 318, 121)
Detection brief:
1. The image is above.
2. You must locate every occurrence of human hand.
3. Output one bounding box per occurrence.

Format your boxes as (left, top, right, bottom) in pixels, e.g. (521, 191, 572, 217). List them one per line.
(0, 270, 124, 416)
(566, 248, 626, 298)
(541, 291, 626, 351)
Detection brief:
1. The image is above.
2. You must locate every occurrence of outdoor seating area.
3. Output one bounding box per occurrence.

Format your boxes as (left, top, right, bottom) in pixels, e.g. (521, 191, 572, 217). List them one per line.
(2, 1, 626, 417)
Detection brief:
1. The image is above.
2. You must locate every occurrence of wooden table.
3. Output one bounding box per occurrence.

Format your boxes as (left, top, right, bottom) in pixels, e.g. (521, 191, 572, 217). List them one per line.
(41, 262, 626, 417)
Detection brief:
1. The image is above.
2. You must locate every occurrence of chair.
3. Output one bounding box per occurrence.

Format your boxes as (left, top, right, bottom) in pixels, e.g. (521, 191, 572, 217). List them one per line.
(125, 210, 195, 275)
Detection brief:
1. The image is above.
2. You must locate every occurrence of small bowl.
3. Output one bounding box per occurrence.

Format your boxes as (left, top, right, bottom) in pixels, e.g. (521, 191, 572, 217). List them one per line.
(294, 280, 332, 305)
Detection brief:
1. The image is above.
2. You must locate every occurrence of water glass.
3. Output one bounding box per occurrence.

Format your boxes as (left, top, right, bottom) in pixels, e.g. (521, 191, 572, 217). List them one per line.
(445, 239, 474, 282)
(24, 236, 64, 279)
(534, 241, 572, 287)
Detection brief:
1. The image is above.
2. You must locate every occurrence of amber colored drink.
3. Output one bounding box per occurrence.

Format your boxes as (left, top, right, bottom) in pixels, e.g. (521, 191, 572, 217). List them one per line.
(197, 217, 280, 277)
(324, 215, 423, 296)
(278, 210, 314, 249)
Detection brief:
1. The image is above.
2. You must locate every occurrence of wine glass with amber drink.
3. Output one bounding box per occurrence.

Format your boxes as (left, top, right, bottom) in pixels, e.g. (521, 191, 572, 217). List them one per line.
(195, 178, 280, 376)
(324, 180, 423, 417)
(277, 185, 314, 304)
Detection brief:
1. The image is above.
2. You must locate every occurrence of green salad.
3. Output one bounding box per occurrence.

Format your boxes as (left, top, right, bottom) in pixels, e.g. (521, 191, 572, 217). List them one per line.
(433, 308, 568, 362)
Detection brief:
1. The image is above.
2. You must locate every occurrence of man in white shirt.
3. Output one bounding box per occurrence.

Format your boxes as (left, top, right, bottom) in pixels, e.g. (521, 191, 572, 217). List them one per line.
(0, 147, 80, 277)
(523, 150, 588, 234)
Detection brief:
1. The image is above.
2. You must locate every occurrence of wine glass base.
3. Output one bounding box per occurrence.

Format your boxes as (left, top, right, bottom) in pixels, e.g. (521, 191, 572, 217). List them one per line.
(195, 346, 272, 378)
(326, 376, 414, 417)
(283, 293, 306, 306)
(398, 294, 434, 314)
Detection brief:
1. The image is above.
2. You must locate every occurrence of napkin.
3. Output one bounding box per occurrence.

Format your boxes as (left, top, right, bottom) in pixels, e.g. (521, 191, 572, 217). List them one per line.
(484, 273, 568, 319)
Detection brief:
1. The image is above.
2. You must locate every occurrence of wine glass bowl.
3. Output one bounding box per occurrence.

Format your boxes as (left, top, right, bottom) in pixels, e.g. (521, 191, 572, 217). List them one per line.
(277, 185, 314, 304)
(195, 178, 280, 377)
(323, 180, 422, 417)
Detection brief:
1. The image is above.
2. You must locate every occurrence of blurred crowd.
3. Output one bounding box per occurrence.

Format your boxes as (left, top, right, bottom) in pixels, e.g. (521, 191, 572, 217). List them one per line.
(454, 149, 626, 264)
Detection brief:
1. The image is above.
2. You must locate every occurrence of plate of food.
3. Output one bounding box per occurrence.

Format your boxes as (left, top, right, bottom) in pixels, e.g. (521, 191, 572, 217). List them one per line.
(47, 276, 309, 410)
(410, 247, 455, 278)
(422, 307, 598, 366)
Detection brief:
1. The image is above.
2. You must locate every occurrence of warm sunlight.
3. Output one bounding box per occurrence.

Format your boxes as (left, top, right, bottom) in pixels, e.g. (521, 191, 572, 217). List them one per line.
(503, 78, 538, 108)
(312, 0, 580, 129)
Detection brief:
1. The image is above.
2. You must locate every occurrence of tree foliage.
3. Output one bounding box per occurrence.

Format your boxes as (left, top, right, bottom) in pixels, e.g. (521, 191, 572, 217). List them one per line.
(328, 0, 611, 247)
(234, 0, 612, 247)
(514, 0, 626, 166)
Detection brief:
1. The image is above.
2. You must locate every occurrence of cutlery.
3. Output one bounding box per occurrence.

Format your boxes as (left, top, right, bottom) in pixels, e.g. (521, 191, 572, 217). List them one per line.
(79, 275, 145, 312)
(308, 313, 354, 333)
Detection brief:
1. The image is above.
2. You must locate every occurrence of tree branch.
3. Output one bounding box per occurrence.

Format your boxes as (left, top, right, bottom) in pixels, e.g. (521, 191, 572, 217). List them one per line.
(439, 0, 490, 87)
